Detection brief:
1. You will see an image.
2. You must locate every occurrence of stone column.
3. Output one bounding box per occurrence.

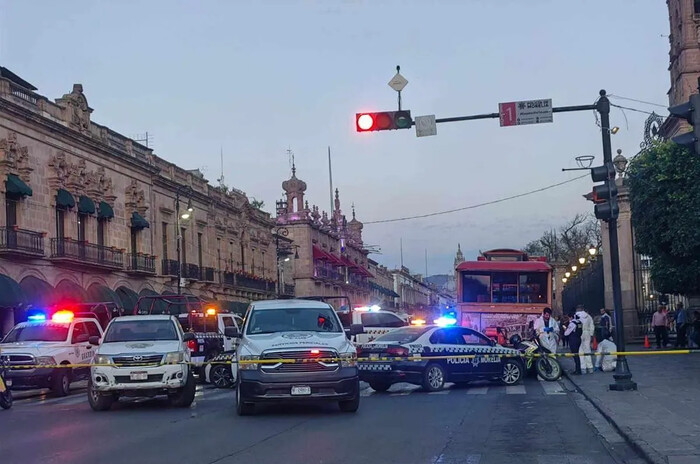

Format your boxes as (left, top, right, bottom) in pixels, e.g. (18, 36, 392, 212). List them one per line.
(601, 176, 639, 341)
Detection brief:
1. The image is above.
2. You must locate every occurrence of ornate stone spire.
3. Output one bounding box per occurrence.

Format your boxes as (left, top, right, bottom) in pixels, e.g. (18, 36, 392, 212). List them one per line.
(454, 243, 465, 269)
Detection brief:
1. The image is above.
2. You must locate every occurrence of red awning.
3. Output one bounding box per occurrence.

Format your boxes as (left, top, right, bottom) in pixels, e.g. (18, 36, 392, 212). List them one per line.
(312, 246, 328, 261)
(324, 251, 344, 266)
(456, 261, 551, 272)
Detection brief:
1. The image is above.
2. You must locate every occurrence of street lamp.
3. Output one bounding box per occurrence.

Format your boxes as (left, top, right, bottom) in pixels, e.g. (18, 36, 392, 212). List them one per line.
(562, 277, 567, 283)
(571, 265, 578, 272)
(578, 257, 586, 265)
(565, 271, 571, 278)
(175, 187, 194, 295)
(588, 245, 598, 257)
(274, 227, 300, 296)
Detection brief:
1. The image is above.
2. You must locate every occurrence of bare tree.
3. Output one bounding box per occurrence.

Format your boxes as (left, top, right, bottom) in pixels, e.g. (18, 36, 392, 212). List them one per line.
(524, 214, 600, 264)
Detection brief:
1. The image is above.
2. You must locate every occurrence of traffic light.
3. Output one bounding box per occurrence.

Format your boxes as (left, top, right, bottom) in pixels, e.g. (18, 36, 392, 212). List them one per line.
(356, 110, 412, 132)
(669, 94, 700, 153)
(591, 162, 619, 221)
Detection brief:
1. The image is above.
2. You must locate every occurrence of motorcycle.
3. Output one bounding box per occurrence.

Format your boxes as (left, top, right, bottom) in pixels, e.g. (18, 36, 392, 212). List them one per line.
(509, 334, 562, 381)
(0, 354, 13, 409)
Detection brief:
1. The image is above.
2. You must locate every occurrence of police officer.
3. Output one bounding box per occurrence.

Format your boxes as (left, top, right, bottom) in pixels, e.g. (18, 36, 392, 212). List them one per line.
(564, 311, 583, 375)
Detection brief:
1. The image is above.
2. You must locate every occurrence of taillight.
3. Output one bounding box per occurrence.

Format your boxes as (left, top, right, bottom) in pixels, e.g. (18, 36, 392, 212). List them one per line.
(387, 347, 409, 357)
(187, 339, 197, 352)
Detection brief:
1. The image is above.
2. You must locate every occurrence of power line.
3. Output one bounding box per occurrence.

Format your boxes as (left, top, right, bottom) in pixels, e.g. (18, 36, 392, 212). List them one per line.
(610, 103, 662, 116)
(364, 174, 589, 225)
(608, 94, 666, 109)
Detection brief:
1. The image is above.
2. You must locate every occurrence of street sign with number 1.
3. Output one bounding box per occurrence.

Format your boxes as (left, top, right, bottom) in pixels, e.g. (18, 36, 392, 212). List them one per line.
(499, 99, 553, 127)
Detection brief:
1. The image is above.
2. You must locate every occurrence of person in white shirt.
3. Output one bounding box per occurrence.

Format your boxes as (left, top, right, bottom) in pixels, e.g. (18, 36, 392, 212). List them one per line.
(595, 333, 617, 372)
(575, 305, 595, 374)
(533, 307, 559, 354)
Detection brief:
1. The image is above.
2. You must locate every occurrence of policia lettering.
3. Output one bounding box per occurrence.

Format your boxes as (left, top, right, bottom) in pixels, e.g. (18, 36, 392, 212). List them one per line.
(447, 355, 501, 366)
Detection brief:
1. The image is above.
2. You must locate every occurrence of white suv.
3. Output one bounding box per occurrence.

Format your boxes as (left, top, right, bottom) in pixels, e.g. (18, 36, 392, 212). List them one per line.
(88, 315, 196, 411)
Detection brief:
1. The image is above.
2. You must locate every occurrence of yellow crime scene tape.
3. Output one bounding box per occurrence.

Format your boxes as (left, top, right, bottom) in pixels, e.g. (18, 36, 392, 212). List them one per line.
(4, 349, 700, 369)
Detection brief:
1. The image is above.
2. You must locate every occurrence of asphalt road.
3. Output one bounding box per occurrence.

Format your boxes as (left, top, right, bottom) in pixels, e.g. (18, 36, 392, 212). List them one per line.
(1, 377, 642, 464)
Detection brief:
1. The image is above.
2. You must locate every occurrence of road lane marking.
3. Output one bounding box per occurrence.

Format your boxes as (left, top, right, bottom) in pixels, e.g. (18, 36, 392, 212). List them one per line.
(506, 385, 526, 394)
(466, 387, 489, 395)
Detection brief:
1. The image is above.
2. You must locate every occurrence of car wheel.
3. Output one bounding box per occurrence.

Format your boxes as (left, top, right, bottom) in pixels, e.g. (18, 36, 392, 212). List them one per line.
(210, 364, 233, 389)
(500, 360, 523, 385)
(169, 371, 196, 407)
(51, 370, 70, 397)
(236, 383, 255, 416)
(368, 381, 391, 392)
(422, 363, 446, 392)
(87, 379, 113, 411)
(0, 389, 13, 410)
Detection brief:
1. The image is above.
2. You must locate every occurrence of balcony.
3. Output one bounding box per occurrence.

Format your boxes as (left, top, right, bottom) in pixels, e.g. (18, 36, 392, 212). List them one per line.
(162, 259, 179, 276)
(0, 227, 44, 257)
(222, 271, 235, 286)
(200, 267, 215, 282)
(182, 263, 200, 280)
(127, 254, 156, 275)
(236, 274, 270, 292)
(50, 238, 123, 270)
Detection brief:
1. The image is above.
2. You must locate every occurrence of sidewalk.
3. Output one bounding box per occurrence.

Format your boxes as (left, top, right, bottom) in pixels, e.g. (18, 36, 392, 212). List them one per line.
(562, 344, 700, 464)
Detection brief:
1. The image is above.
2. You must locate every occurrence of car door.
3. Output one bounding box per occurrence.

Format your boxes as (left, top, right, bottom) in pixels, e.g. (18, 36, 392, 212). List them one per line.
(458, 328, 502, 376)
(428, 328, 472, 381)
(220, 315, 240, 352)
(82, 320, 101, 366)
(70, 322, 91, 377)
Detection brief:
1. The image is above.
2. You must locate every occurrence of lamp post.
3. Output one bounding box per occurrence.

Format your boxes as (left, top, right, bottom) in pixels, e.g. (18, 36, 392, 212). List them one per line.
(175, 188, 193, 296)
(273, 227, 299, 296)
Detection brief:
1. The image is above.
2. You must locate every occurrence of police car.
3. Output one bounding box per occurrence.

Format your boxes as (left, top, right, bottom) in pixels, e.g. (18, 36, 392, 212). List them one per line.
(0, 311, 103, 396)
(357, 323, 524, 392)
(337, 305, 409, 344)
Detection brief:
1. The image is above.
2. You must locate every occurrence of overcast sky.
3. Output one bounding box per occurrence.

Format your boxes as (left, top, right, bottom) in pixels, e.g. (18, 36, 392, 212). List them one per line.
(0, 0, 670, 275)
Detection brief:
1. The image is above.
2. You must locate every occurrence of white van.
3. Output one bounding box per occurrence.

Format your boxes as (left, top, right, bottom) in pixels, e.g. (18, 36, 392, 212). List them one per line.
(226, 299, 363, 416)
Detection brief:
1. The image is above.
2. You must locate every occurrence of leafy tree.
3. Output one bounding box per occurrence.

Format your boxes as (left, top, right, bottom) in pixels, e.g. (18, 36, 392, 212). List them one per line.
(627, 141, 700, 295)
(524, 214, 600, 264)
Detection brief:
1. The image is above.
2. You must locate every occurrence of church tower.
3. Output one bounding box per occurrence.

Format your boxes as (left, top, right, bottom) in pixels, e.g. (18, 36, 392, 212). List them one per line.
(454, 243, 465, 269)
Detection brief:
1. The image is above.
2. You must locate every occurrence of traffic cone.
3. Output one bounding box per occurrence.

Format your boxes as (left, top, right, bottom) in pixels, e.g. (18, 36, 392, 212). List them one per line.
(644, 335, 651, 349)
(592, 337, 598, 350)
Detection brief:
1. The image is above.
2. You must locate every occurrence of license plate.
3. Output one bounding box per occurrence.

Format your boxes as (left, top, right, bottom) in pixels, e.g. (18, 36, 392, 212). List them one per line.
(291, 385, 311, 396)
(130, 371, 148, 381)
(370, 353, 379, 360)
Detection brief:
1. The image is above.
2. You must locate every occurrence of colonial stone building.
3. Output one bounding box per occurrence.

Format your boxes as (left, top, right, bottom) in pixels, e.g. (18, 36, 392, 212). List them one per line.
(0, 68, 276, 333)
(661, 0, 700, 137)
(368, 258, 399, 309)
(275, 166, 373, 308)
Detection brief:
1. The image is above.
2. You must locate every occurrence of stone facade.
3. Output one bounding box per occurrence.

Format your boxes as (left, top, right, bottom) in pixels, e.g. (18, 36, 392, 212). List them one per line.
(0, 69, 276, 333)
(662, 0, 700, 137)
(275, 166, 372, 308)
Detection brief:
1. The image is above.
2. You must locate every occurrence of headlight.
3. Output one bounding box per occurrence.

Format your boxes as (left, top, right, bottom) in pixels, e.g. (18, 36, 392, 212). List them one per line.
(239, 355, 259, 370)
(164, 352, 184, 364)
(340, 352, 357, 367)
(36, 356, 56, 366)
(92, 355, 112, 365)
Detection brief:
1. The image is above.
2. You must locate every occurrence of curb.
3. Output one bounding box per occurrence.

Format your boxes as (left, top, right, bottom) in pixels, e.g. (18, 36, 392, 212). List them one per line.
(563, 371, 666, 464)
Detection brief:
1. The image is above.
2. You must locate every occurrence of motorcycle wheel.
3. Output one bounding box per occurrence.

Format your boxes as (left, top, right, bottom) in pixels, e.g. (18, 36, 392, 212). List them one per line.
(0, 389, 13, 410)
(535, 356, 562, 381)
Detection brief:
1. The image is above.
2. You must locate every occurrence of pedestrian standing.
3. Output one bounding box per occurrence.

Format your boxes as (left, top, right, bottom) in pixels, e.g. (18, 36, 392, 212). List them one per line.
(575, 305, 595, 374)
(652, 305, 669, 348)
(598, 308, 612, 342)
(564, 312, 583, 375)
(674, 302, 689, 348)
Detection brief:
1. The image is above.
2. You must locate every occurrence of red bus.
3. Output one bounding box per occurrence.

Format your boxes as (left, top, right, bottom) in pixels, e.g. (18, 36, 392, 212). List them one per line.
(456, 249, 552, 341)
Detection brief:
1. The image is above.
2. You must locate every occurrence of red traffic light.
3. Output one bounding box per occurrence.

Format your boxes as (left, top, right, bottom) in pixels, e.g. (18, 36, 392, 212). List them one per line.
(356, 111, 412, 132)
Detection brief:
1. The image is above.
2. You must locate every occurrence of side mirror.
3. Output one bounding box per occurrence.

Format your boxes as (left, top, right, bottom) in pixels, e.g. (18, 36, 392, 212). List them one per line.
(224, 327, 241, 338)
(75, 334, 90, 344)
(183, 332, 196, 342)
(349, 324, 364, 336)
(88, 336, 101, 346)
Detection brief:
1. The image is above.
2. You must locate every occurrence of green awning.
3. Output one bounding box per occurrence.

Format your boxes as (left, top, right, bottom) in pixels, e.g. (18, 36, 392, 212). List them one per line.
(56, 188, 75, 209)
(5, 174, 32, 197)
(130, 211, 150, 230)
(78, 195, 95, 215)
(97, 201, 114, 219)
(0, 274, 27, 308)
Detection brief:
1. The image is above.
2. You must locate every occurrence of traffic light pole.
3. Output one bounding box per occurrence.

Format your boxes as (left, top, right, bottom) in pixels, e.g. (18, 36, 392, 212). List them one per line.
(597, 91, 637, 391)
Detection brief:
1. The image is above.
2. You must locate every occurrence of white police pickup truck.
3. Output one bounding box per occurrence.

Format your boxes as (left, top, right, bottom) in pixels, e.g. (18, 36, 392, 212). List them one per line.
(228, 299, 363, 416)
(0, 311, 103, 396)
(87, 315, 197, 411)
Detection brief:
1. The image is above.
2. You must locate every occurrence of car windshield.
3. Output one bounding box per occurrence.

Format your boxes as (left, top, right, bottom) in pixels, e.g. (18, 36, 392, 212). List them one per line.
(374, 326, 431, 344)
(246, 307, 342, 334)
(2, 324, 70, 342)
(104, 320, 178, 342)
